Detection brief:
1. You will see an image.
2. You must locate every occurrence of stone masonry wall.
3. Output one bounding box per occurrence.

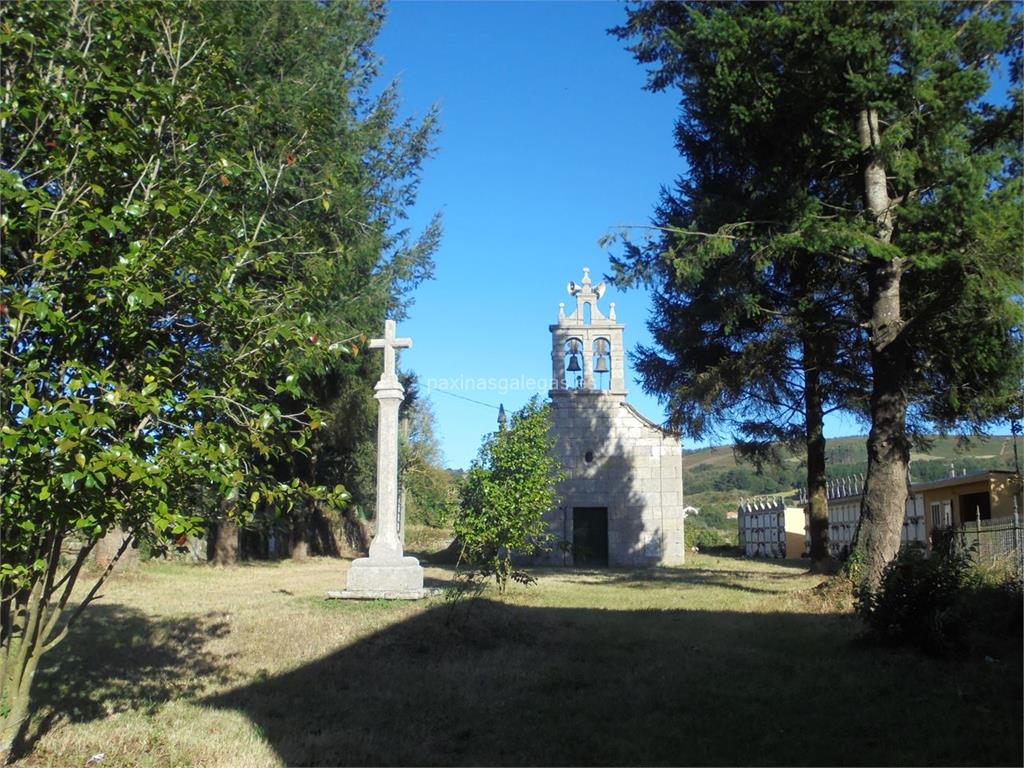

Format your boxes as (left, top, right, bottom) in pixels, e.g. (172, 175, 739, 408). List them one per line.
(540, 392, 685, 567)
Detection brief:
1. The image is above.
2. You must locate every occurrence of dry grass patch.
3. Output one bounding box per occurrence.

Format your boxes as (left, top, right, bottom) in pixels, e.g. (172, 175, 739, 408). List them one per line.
(11, 554, 1022, 767)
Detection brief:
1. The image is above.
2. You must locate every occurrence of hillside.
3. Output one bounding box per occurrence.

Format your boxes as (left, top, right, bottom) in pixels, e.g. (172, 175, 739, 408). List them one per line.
(683, 434, 1020, 474)
(682, 434, 1021, 543)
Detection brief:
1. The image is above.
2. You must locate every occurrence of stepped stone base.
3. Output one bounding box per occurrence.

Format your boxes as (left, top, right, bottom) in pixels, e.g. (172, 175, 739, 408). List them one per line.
(327, 555, 436, 600)
(326, 588, 441, 600)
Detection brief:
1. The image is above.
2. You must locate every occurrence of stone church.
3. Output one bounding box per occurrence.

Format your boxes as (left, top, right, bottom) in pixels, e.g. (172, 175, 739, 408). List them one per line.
(537, 268, 686, 567)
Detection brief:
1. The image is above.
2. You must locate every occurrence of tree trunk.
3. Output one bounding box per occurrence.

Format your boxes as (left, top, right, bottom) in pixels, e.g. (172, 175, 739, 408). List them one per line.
(0, 645, 38, 766)
(852, 257, 911, 588)
(1, 533, 119, 765)
(850, 106, 910, 589)
(338, 508, 372, 557)
(0, 583, 45, 766)
(209, 518, 238, 565)
(94, 527, 138, 570)
(803, 351, 830, 567)
(311, 503, 341, 557)
(291, 515, 308, 561)
(0, 579, 15, 653)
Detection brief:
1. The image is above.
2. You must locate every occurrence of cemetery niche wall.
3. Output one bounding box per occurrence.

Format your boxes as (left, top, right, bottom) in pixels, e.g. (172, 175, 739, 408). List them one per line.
(738, 469, 1023, 560)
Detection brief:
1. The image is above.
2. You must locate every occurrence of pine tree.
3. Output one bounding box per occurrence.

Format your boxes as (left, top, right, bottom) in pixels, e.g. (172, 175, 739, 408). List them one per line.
(614, 1, 1021, 583)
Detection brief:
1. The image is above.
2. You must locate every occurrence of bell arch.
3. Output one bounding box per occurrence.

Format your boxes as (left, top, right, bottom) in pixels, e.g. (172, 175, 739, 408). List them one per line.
(592, 337, 611, 390)
(564, 338, 584, 389)
(549, 268, 626, 395)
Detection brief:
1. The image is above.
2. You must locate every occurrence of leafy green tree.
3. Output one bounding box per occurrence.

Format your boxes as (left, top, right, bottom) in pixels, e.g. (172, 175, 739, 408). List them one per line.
(399, 374, 457, 529)
(455, 398, 563, 593)
(195, 0, 440, 557)
(835, 3, 1021, 587)
(0, 0, 436, 757)
(614, 1, 1021, 585)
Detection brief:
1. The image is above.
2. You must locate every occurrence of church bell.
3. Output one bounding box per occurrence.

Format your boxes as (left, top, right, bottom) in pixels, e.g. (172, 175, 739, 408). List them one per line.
(594, 338, 610, 373)
(566, 338, 582, 372)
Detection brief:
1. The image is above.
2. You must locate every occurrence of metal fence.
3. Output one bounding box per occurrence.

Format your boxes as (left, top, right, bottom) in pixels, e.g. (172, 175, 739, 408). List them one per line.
(954, 513, 1023, 576)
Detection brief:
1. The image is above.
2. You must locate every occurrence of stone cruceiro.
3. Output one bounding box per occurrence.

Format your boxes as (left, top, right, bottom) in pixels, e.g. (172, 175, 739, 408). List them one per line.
(328, 320, 434, 600)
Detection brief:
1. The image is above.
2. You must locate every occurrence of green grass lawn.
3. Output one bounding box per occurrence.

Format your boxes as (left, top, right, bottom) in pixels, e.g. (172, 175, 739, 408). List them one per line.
(13, 554, 1022, 767)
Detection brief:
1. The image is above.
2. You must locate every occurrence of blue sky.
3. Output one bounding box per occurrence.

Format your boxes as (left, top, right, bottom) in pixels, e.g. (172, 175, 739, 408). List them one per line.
(374, 0, 865, 468)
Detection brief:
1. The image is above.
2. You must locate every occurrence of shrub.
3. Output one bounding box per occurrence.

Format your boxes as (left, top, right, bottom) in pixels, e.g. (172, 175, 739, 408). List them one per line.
(856, 544, 1022, 656)
(455, 398, 563, 593)
(856, 545, 971, 655)
(686, 525, 736, 551)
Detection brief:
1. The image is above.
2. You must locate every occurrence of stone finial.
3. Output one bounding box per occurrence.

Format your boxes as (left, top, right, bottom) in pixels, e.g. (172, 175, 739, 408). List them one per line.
(567, 268, 606, 301)
(609, 302, 616, 321)
(558, 302, 565, 320)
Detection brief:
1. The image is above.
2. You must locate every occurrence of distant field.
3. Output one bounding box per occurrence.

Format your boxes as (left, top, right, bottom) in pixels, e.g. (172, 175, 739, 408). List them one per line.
(14, 555, 1021, 767)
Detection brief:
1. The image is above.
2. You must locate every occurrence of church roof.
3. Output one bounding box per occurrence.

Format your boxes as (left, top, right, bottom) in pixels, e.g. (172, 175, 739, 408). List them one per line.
(621, 401, 681, 439)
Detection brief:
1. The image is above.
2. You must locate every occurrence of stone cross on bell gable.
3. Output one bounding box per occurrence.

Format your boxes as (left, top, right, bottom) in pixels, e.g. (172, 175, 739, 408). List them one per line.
(369, 319, 411, 383)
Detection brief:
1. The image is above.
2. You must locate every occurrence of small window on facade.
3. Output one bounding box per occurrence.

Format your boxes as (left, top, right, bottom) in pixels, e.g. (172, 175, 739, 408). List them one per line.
(931, 501, 952, 529)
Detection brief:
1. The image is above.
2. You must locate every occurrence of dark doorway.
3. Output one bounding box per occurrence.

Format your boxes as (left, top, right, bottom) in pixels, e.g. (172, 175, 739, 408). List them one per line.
(959, 491, 991, 523)
(573, 507, 608, 566)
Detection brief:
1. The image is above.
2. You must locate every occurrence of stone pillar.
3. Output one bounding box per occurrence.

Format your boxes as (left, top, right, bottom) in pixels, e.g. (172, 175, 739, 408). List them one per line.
(609, 325, 626, 394)
(368, 371, 403, 559)
(582, 330, 594, 390)
(551, 335, 564, 391)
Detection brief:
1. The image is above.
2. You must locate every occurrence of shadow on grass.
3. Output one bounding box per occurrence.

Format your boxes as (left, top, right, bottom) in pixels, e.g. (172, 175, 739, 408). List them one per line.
(204, 599, 1021, 767)
(547, 565, 814, 595)
(687, 551, 812, 571)
(21, 604, 236, 756)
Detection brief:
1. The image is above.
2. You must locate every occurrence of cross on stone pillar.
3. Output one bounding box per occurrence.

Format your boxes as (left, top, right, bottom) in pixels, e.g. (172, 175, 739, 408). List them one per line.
(369, 319, 411, 385)
(366, 320, 411, 560)
(330, 319, 429, 600)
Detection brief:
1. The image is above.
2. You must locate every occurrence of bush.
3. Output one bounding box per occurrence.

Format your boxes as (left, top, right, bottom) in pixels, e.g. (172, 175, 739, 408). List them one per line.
(856, 544, 1022, 657)
(685, 525, 736, 551)
(962, 559, 1024, 640)
(455, 398, 562, 593)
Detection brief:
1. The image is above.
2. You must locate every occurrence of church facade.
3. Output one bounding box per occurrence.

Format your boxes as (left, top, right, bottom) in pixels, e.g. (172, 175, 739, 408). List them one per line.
(538, 269, 686, 567)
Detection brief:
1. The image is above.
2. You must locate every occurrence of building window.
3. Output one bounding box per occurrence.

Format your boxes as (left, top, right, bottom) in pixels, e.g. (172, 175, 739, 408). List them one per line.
(959, 491, 991, 523)
(931, 501, 952, 530)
